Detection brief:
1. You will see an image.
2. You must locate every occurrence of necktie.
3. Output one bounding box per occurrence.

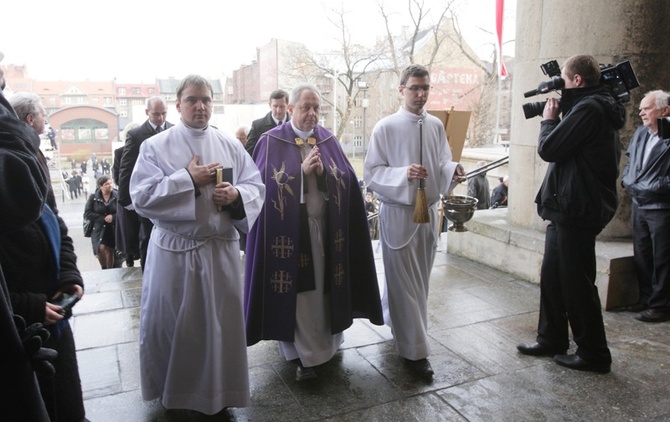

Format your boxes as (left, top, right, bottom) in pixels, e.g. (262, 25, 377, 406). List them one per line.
(155, 125, 162, 133)
(278, 120, 282, 126)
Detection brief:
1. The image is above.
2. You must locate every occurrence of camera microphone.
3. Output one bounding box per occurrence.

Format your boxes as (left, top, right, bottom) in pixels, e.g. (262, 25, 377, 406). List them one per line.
(524, 89, 538, 98)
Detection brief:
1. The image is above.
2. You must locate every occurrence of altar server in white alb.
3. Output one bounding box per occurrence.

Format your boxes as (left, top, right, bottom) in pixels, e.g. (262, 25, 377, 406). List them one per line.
(364, 64, 465, 380)
(130, 74, 265, 416)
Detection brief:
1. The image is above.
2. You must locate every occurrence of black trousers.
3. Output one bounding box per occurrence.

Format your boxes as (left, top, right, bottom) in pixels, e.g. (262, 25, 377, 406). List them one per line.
(632, 203, 670, 311)
(537, 222, 611, 363)
(138, 215, 154, 271)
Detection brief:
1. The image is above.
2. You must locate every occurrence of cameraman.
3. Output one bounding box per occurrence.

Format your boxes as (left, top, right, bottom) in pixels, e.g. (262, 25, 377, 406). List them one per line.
(517, 55, 626, 374)
(621, 90, 670, 322)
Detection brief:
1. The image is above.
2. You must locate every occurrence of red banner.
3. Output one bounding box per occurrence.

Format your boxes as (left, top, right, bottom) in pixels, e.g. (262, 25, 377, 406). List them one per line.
(496, 0, 508, 77)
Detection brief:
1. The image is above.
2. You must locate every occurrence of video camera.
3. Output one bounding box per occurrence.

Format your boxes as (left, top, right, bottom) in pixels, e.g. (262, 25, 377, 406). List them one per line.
(522, 59, 640, 119)
(658, 97, 670, 139)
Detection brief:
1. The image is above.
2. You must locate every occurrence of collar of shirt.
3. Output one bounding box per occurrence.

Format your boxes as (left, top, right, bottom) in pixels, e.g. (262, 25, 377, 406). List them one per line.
(291, 124, 313, 141)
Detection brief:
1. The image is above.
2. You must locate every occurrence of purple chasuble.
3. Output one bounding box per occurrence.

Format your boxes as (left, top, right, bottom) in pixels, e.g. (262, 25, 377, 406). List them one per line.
(244, 124, 383, 344)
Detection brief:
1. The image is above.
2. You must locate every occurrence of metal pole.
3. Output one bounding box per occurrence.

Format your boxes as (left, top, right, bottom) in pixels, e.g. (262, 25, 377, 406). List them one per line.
(351, 121, 356, 160)
(332, 74, 337, 135)
(362, 93, 367, 154)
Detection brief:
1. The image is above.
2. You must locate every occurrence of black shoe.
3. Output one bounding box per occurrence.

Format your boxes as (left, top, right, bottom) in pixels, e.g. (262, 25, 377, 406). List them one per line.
(553, 354, 611, 374)
(296, 364, 317, 381)
(517, 342, 566, 357)
(623, 302, 647, 312)
(635, 309, 670, 323)
(404, 358, 434, 379)
(125, 258, 134, 267)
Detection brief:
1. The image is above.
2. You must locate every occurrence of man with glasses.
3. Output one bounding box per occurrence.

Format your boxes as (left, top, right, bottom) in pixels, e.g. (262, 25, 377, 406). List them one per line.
(364, 64, 465, 380)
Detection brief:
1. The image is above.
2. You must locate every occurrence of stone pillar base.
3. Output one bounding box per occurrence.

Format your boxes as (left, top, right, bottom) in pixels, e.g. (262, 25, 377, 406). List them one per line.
(443, 208, 639, 311)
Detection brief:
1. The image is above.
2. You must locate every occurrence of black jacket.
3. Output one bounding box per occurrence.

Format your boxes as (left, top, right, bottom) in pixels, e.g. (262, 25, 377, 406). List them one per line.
(0, 193, 86, 422)
(245, 111, 289, 155)
(535, 85, 626, 229)
(118, 120, 173, 206)
(621, 125, 670, 209)
(84, 188, 118, 253)
(0, 97, 51, 421)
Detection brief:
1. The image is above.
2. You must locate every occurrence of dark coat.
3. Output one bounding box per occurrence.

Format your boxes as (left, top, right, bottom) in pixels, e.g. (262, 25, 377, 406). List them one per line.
(118, 119, 173, 207)
(84, 188, 119, 254)
(113, 146, 123, 186)
(535, 86, 626, 230)
(622, 125, 670, 209)
(245, 111, 290, 155)
(490, 182, 507, 208)
(0, 214, 86, 421)
(0, 102, 51, 421)
(468, 173, 491, 209)
(113, 145, 141, 256)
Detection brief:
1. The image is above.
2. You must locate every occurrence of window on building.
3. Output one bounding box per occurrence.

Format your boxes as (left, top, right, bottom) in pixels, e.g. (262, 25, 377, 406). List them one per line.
(132, 88, 141, 95)
(59, 119, 110, 145)
(119, 98, 128, 106)
(120, 110, 128, 118)
(119, 87, 126, 95)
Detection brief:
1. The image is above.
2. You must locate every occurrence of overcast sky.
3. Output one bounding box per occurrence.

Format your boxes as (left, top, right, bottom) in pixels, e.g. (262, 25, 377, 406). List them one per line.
(1, 0, 515, 82)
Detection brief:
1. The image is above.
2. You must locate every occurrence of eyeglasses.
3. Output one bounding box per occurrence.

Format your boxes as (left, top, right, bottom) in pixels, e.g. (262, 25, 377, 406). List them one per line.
(402, 85, 432, 93)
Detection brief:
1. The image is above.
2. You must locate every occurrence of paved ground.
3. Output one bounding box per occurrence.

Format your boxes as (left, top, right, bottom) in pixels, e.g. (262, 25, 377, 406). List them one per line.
(56, 193, 670, 421)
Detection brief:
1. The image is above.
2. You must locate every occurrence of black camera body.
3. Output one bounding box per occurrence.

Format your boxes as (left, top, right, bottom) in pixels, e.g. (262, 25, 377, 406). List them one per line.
(659, 117, 670, 139)
(599, 61, 640, 103)
(522, 59, 639, 119)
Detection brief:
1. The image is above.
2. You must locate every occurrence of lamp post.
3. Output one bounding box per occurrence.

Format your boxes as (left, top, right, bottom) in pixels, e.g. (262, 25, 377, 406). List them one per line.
(356, 80, 369, 154)
(324, 71, 339, 134)
(350, 120, 356, 160)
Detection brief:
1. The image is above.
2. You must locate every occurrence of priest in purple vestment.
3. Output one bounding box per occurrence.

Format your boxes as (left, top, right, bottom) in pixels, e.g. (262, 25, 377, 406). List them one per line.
(244, 84, 383, 381)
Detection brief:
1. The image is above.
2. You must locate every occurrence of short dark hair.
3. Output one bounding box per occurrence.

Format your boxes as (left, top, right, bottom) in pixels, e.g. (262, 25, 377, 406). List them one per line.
(269, 89, 289, 102)
(97, 175, 112, 187)
(562, 55, 601, 86)
(400, 64, 430, 86)
(176, 75, 213, 100)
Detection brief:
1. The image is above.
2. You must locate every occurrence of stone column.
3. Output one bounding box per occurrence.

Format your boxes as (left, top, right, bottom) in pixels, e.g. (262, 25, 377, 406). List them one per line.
(508, 0, 670, 238)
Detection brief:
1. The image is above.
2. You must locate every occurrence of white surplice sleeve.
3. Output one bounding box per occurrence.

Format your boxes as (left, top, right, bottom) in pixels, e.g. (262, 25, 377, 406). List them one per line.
(130, 138, 199, 221)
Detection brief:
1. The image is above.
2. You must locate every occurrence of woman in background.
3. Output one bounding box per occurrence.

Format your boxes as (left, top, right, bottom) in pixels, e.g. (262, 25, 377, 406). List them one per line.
(84, 175, 118, 269)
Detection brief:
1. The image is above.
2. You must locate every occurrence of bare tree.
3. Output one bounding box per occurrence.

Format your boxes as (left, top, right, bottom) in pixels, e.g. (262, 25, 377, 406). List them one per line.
(279, 0, 509, 148)
(281, 3, 387, 140)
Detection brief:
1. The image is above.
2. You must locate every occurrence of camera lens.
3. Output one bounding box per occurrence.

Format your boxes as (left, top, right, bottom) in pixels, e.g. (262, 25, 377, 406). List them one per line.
(522, 101, 547, 119)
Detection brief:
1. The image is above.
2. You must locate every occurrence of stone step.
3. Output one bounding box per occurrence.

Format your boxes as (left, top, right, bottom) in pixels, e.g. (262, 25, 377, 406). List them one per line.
(444, 208, 638, 310)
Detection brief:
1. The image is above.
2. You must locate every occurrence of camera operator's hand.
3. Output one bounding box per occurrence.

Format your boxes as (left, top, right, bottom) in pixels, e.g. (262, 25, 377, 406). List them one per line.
(543, 98, 561, 121)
